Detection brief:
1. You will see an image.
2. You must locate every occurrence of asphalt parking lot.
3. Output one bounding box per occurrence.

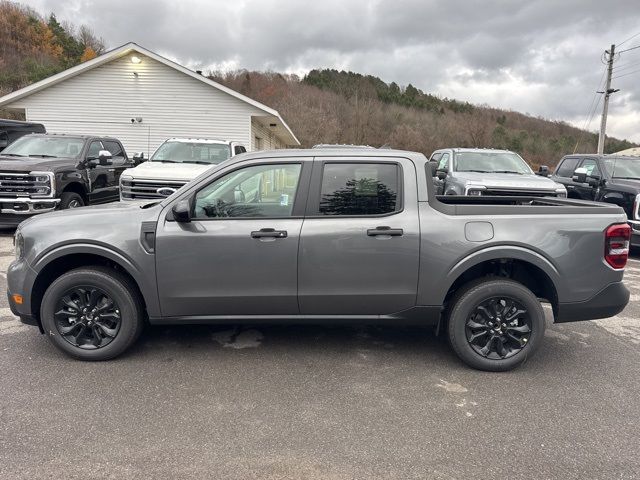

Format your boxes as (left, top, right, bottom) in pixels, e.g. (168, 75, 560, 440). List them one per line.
(0, 232, 638, 480)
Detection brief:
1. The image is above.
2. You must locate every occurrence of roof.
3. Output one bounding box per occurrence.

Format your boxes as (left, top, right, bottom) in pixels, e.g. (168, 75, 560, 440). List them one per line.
(0, 43, 299, 146)
(614, 147, 640, 156)
(0, 118, 44, 128)
(165, 138, 234, 145)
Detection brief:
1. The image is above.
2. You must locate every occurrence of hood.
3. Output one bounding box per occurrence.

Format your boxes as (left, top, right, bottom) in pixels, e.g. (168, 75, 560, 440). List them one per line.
(607, 177, 640, 193)
(453, 171, 564, 191)
(0, 156, 75, 172)
(122, 161, 216, 182)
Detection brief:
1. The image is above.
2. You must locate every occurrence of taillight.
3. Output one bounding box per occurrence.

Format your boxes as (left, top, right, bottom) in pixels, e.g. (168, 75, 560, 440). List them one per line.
(605, 223, 631, 269)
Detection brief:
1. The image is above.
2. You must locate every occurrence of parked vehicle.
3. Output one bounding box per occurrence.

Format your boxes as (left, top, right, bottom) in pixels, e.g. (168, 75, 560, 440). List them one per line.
(0, 119, 46, 151)
(120, 138, 247, 201)
(8, 148, 631, 370)
(0, 134, 131, 227)
(429, 148, 567, 197)
(551, 154, 640, 247)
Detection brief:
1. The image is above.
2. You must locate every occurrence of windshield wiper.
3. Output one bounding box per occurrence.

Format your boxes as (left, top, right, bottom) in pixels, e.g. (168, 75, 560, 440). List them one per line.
(493, 170, 524, 174)
(613, 176, 640, 180)
(459, 169, 491, 173)
(152, 159, 178, 163)
(28, 154, 57, 158)
(1, 153, 25, 157)
(183, 160, 213, 165)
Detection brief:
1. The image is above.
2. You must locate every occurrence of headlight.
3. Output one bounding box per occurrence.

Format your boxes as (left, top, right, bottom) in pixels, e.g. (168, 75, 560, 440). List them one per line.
(30, 171, 54, 198)
(555, 187, 567, 198)
(14, 231, 24, 260)
(465, 185, 486, 196)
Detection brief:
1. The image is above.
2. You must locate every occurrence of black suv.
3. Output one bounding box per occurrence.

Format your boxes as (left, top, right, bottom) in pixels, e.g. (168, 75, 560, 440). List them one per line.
(551, 154, 640, 246)
(0, 119, 46, 151)
(0, 134, 134, 227)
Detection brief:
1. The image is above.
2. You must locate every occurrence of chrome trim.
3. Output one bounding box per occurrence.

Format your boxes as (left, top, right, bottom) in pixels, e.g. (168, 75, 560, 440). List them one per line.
(634, 193, 640, 220)
(0, 197, 60, 214)
(0, 171, 55, 199)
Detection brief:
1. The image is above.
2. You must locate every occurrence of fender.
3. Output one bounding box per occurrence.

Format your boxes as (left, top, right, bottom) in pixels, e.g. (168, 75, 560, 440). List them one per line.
(601, 191, 625, 204)
(32, 242, 160, 317)
(435, 244, 562, 304)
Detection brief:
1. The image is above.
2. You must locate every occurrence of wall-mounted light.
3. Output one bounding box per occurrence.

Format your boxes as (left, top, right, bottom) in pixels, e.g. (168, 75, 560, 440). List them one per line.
(269, 123, 277, 128)
(131, 56, 142, 64)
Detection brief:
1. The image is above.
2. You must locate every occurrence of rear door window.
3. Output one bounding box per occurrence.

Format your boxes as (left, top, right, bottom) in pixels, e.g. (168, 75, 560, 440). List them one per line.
(317, 163, 400, 216)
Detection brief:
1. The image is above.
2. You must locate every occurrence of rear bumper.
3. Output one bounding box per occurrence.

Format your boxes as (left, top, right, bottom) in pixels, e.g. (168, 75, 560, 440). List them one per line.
(555, 281, 629, 323)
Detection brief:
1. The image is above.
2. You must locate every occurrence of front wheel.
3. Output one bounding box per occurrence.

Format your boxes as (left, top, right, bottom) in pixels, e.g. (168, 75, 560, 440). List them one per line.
(58, 191, 85, 209)
(40, 267, 144, 360)
(447, 278, 545, 371)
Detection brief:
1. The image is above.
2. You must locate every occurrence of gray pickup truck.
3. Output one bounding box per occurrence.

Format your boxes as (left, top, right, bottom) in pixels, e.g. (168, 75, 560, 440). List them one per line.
(7, 148, 631, 371)
(429, 148, 567, 197)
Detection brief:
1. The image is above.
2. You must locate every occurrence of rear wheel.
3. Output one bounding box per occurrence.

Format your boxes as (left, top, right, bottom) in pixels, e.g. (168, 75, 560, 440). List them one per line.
(40, 267, 144, 360)
(447, 278, 545, 371)
(58, 192, 85, 209)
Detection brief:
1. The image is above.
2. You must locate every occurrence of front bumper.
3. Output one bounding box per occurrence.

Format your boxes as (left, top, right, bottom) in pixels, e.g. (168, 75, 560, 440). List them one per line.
(555, 281, 630, 323)
(0, 198, 59, 226)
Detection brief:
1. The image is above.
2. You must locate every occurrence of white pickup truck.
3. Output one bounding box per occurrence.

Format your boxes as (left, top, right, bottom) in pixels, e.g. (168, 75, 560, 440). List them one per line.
(120, 138, 246, 200)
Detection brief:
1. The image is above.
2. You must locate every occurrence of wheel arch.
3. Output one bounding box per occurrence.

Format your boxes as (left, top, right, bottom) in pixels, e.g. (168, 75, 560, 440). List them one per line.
(61, 181, 89, 203)
(439, 246, 560, 316)
(30, 245, 157, 327)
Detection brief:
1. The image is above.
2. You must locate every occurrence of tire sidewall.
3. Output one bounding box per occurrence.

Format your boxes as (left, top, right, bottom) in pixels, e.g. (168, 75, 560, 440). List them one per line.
(59, 192, 85, 209)
(448, 280, 546, 371)
(41, 269, 140, 360)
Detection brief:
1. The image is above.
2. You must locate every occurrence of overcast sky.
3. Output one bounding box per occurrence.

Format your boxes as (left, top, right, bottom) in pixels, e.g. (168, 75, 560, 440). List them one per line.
(22, 0, 640, 142)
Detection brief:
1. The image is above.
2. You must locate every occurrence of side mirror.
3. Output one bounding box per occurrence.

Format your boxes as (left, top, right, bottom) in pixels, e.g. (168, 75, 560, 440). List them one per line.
(172, 199, 191, 223)
(233, 187, 245, 203)
(0, 139, 8, 150)
(133, 152, 145, 165)
(587, 176, 601, 188)
(436, 170, 448, 180)
(98, 150, 113, 166)
(429, 161, 438, 177)
(537, 165, 550, 177)
(572, 167, 588, 184)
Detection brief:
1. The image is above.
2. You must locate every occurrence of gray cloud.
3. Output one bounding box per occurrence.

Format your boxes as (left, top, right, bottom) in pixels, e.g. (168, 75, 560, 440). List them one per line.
(22, 0, 640, 141)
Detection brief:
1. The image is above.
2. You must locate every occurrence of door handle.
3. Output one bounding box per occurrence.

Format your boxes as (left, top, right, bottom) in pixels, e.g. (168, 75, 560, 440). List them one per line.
(367, 226, 403, 237)
(251, 228, 288, 239)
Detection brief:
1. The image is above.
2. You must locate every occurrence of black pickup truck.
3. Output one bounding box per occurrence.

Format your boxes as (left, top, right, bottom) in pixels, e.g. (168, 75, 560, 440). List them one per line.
(551, 154, 640, 246)
(0, 134, 134, 227)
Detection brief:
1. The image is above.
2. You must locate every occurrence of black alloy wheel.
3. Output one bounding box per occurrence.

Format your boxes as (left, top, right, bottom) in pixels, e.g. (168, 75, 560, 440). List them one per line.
(54, 286, 122, 349)
(465, 297, 531, 360)
(447, 278, 545, 371)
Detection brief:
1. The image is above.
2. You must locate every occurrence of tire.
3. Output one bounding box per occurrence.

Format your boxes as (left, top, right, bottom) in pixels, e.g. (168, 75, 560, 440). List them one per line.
(58, 192, 85, 209)
(447, 278, 545, 372)
(40, 267, 144, 360)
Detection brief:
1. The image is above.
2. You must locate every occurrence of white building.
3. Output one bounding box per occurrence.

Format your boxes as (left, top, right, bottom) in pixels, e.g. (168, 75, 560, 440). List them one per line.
(0, 43, 299, 156)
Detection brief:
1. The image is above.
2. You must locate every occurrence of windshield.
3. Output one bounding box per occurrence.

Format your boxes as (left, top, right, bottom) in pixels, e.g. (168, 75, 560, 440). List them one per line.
(151, 141, 231, 165)
(603, 157, 640, 180)
(2, 136, 85, 158)
(454, 151, 533, 174)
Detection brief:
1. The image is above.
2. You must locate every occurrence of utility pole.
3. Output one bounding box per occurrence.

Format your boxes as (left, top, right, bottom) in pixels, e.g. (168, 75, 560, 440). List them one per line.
(597, 44, 620, 154)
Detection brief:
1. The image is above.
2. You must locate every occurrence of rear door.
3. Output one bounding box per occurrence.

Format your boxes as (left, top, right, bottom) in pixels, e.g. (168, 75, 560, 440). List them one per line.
(298, 157, 420, 315)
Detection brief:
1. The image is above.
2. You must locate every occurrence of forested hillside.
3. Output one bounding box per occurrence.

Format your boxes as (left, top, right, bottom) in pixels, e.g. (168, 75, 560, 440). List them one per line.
(0, 1, 104, 98)
(211, 69, 636, 166)
(0, 1, 635, 166)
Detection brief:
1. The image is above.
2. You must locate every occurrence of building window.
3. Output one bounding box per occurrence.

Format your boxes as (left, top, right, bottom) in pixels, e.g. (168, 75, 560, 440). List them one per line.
(254, 136, 263, 151)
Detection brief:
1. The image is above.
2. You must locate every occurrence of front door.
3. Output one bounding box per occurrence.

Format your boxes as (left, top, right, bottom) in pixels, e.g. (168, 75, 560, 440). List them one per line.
(155, 159, 311, 318)
(103, 140, 131, 201)
(85, 140, 116, 204)
(298, 158, 420, 315)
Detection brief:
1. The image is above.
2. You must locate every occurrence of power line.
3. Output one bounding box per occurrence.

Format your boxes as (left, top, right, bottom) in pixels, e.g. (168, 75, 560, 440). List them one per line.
(618, 44, 640, 54)
(574, 65, 608, 153)
(612, 68, 640, 80)
(618, 31, 640, 47)
(613, 60, 640, 72)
